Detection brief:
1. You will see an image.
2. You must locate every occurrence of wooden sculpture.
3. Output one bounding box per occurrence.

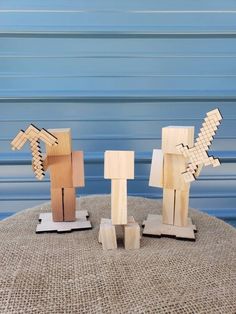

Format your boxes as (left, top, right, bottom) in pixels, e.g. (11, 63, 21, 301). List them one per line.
(11, 124, 58, 180)
(143, 108, 223, 240)
(99, 151, 140, 250)
(11, 125, 92, 233)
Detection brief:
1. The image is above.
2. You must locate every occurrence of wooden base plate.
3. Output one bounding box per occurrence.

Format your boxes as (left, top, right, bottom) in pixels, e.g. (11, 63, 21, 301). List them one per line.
(36, 210, 92, 233)
(142, 214, 197, 241)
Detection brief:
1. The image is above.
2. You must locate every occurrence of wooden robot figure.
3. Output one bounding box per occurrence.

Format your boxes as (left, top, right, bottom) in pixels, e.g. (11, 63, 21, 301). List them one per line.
(143, 108, 223, 240)
(11, 125, 92, 233)
(99, 151, 140, 250)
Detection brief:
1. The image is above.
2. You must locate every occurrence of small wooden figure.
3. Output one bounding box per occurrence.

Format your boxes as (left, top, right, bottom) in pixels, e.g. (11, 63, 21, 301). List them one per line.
(143, 108, 223, 240)
(99, 151, 140, 250)
(11, 125, 92, 233)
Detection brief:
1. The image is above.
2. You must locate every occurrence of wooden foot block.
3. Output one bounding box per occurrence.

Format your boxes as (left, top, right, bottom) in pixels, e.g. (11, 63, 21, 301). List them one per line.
(99, 218, 117, 250)
(124, 216, 140, 250)
(143, 214, 197, 241)
(98, 218, 111, 243)
(36, 210, 92, 233)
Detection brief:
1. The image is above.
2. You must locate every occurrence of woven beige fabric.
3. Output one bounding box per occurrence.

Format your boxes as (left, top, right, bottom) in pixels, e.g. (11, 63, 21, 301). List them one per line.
(0, 195, 235, 314)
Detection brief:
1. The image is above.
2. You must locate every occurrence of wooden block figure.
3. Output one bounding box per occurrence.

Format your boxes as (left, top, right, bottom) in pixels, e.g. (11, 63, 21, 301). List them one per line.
(143, 108, 223, 240)
(11, 124, 92, 233)
(99, 151, 140, 250)
(43, 128, 84, 222)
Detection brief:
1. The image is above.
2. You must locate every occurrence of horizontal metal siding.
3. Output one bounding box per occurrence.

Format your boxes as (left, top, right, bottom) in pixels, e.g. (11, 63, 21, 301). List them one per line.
(0, 0, 235, 218)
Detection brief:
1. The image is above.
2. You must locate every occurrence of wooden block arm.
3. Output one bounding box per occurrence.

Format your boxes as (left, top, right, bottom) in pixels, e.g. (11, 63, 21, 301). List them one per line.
(149, 149, 164, 188)
(72, 151, 85, 187)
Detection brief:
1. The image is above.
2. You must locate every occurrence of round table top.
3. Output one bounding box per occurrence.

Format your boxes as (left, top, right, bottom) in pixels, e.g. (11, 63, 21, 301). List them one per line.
(0, 195, 235, 314)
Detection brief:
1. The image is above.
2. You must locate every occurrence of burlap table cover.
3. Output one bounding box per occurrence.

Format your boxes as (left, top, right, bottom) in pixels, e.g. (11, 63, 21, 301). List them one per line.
(0, 195, 235, 314)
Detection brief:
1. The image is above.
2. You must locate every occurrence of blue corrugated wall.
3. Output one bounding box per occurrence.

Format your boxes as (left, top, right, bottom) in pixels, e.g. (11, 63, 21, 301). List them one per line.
(0, 0, 236, 219)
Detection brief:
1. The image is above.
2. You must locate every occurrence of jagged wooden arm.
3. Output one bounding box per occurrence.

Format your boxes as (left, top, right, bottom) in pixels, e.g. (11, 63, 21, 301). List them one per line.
(177, 108, 223, 183)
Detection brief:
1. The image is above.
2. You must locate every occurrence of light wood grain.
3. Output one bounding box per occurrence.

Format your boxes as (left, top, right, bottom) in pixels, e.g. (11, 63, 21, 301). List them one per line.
(99, 219, 117, 250)
(111, 179, 127, 225)
(162, 126, 194, 155)
(63, 188, 76, 221)
(36, 211, 92, 233)
(104, 150, 134, 179)
(163, 154, 189, 190)
(162, 188, 175, 225)
(174, 189, 189, 227)
(46, 129, 72, 156)
(143, 214, 196, 240)
(124, 217, 140, 250)
(72, 151, 85, 187)
(149, 149, 164, 188)
(51, 188, 63, 222)
(47, 155, 73, 188)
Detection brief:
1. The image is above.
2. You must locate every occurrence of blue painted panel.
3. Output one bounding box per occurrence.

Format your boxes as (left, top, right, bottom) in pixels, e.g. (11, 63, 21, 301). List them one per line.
(1, 0, 236, 10)
(0, 12, 236, 34)
(1, 38, 236, 57)
(0, 1, 235, 222)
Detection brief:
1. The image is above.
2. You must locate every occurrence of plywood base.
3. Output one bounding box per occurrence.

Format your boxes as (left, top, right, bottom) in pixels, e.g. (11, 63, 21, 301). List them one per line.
(36, 210, 92, 233)
(99, 216, 140, 250)
(142, 214, 197, 241)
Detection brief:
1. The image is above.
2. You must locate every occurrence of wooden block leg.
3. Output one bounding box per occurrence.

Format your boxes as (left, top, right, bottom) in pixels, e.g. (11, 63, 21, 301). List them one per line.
(63, 188, 76, 222)
(174, 189, 189, 227)
(111, 179, 127, 225)
(124, 220, 140, 250)
(162, 188, 175, 225)
(99, 222, 117, 250)
(51, 188, 63, 222)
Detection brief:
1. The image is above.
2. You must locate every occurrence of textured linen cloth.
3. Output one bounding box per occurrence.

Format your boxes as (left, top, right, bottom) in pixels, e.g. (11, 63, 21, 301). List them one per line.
(0, 195, 235, 314)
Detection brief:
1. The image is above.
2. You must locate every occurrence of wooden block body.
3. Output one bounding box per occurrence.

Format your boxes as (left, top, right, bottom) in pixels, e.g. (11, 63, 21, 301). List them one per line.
(174, 189, 189, 227)
(104, 150, 134, 179)
(162, 126, 194, 155)
(111, 179, 127, 225)
(47, 155, 73, 188)
(124, 220, 140, 250)
(162, 188, 175, 225)
(63, 188, 76, 221)
(51, 188, 63, 222)
(149, 149, 164, 188)
(46, 129, 72, 156)
(72, 151, 85, 187)
(163, 154, 190, 190)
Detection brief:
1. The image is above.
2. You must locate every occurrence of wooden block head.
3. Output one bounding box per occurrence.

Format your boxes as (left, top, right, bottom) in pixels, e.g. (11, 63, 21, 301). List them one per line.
(162, 126, 194, 155)
(104, 150, 134, 179)
(46, 129, 72, 156)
